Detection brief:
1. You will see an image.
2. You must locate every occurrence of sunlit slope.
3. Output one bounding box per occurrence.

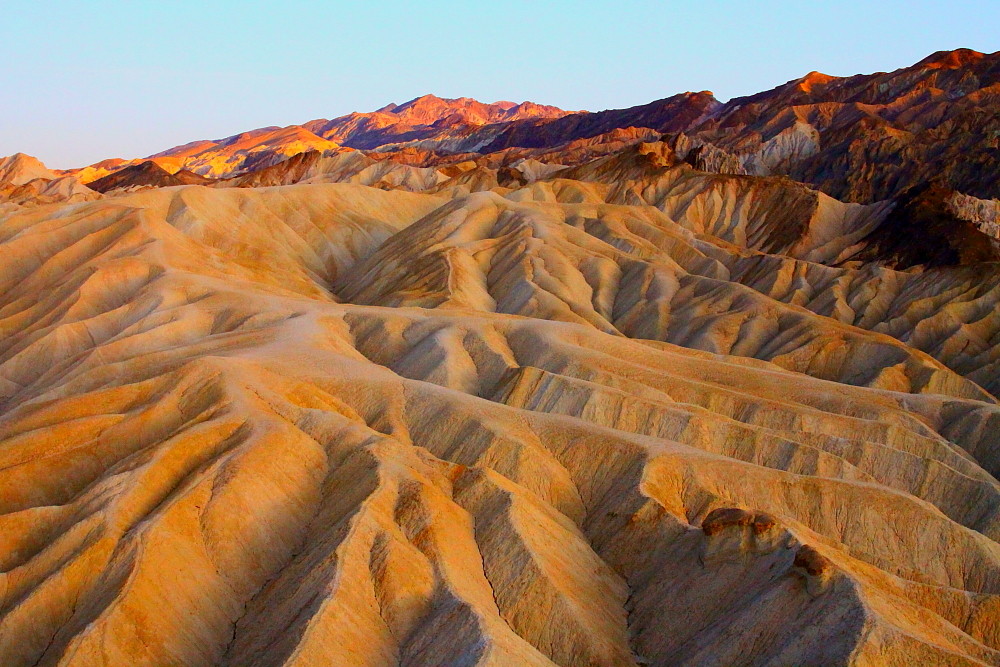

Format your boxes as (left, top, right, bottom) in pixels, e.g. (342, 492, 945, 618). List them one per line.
(1, 184, 1000, 666)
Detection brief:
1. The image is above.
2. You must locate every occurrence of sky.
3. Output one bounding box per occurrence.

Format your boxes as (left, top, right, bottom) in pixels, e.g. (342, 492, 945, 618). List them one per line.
(3, 0, 998, 169)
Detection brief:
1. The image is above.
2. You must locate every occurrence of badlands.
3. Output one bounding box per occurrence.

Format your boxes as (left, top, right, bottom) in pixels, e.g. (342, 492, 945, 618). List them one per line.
(1, 50, 1000, 666)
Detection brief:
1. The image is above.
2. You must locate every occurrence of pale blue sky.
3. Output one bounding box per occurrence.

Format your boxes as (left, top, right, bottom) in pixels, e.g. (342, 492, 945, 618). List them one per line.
(3, 1, 997, 169)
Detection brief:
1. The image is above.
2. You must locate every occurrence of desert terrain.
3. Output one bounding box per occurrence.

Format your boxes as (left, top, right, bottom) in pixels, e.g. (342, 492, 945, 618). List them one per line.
(1, 49, 1000, 666)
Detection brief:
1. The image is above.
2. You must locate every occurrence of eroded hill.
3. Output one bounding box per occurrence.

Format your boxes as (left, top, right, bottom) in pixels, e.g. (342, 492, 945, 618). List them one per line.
(3, 49, 1000, 667)
(1, 158, 1000, 666)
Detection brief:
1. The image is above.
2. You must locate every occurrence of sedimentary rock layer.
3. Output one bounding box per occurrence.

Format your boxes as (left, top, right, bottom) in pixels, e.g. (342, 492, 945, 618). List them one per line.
(1, 182, 1000, 666)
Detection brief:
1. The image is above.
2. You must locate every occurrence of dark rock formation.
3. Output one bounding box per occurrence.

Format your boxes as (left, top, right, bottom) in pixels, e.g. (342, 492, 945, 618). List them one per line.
(86, 160, 212, 193)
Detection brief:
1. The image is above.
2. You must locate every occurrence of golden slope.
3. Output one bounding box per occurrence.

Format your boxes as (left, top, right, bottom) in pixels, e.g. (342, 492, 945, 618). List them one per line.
(1, 183, 999, 666)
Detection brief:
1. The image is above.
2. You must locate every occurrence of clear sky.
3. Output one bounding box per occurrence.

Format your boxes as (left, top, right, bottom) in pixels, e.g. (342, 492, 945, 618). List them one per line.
(4, 0, 998, 169)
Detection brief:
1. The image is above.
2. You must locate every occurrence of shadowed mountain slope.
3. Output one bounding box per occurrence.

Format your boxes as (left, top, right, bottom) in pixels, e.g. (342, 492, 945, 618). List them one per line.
(86, 160, 213, 193)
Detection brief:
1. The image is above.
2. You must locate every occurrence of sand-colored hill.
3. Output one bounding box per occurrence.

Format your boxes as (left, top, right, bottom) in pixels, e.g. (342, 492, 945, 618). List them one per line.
(0, 154, 100, 212)
(0, 153, 58, 185)
(1, 174, 1000, 666)
(221, 150, 452, 192)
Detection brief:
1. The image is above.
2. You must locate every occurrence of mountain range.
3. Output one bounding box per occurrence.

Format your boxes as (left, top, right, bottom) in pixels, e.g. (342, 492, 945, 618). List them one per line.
(46, 47, 997, 207)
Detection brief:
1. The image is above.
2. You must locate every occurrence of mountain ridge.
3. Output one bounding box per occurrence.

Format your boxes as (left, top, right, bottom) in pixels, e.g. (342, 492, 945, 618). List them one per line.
(57, 48, 999, 205)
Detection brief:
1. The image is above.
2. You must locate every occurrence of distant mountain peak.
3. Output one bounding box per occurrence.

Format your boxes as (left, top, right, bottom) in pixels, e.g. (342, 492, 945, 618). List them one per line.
(797, 71, 835, 93)
(384, 94, 571, 126)
(917, 48, 986, 70)
(0, 152, 58, 185)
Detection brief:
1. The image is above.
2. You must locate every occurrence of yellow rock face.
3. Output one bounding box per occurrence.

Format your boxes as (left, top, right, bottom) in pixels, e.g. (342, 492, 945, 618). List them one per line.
(2, 179, 1000, 666)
